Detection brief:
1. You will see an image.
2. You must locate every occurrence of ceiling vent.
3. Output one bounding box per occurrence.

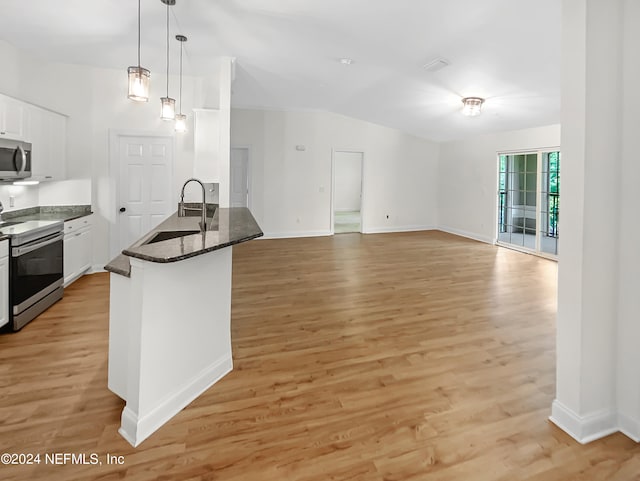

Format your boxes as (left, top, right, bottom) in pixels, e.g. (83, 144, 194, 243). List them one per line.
(423, 57, 450, 73)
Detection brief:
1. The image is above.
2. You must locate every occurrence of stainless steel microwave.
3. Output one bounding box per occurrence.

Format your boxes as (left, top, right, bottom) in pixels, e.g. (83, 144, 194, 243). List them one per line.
(0, 138, 31, 181)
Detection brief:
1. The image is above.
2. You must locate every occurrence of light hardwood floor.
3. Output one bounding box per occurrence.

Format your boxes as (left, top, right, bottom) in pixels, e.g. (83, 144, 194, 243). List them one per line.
(0, 231, 639, 481)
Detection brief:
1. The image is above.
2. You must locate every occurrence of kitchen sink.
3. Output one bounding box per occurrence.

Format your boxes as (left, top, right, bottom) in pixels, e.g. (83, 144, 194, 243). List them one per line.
(144, 230, 200, 245)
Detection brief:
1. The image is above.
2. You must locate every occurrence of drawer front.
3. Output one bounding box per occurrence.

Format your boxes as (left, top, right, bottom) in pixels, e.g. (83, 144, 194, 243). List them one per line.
(0, 239, 7, 259)
(64, 215, 92, 236)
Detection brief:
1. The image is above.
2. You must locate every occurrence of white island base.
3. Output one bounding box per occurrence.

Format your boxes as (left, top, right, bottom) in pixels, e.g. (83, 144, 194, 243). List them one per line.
(108, 247, 233, 447)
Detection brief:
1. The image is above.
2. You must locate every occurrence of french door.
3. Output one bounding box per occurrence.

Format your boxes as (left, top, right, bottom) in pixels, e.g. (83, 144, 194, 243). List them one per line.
(497, 150, 560, 257)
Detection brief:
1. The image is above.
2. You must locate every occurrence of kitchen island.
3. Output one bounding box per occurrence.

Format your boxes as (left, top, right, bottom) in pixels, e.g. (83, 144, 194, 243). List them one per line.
(104, 207, 262, 447)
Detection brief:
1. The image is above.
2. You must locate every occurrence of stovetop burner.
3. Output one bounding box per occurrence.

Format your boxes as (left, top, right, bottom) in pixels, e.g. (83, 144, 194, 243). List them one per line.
(0, 220, 64, 246)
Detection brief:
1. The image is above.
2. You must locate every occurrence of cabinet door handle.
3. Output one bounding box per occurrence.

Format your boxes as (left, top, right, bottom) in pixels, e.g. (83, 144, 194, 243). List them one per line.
(119, 207, 126, 213)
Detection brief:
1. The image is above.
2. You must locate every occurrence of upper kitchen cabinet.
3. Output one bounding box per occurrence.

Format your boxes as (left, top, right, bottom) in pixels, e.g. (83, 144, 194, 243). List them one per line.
(27, 105, 67, 181)
(193, 109, 220, 182)
(0, 94, 27, 140)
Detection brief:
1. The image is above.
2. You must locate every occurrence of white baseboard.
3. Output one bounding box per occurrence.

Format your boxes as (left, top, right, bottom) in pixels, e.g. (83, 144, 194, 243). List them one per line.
(437, 226, 494, 244)
(119, 355, 233, 447)
(618, 412, 640, 442)
(364, 225, 435, 234)
(549, 400, 618, 444)
(262, 230, 332, 239)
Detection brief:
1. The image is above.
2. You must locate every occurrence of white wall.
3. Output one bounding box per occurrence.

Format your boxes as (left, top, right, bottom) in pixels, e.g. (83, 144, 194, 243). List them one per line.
(39, 179, 91, 205)
(438, 125, 561, 243)
(231, 109, 440, 237)
(334, 151, 362, 212)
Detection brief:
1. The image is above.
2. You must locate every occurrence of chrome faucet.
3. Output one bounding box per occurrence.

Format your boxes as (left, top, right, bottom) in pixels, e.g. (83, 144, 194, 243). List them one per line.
(179, 178, 207, 230)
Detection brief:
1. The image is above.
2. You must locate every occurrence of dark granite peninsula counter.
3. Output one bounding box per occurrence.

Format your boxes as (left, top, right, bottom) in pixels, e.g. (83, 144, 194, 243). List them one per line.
(105, 207, 262, 276)
(105, 205, 262, 447)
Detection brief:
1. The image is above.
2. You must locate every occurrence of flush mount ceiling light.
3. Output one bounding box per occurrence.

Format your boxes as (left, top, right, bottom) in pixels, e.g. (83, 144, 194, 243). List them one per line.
(160, 0, 176, 120)
(127, 0, 150, 101)
(339, 58, 353, 65)
(461, 97, 484, 117)
(174, 34, 188, 133)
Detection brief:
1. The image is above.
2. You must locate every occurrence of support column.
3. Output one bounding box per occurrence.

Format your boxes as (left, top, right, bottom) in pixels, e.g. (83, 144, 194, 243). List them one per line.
(551, 0, 622, 442)
(616, 0, 640, 442)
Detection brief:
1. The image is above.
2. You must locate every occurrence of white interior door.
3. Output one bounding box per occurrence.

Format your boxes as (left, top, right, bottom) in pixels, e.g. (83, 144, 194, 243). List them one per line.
(230, 147, 249, 208)
(117, 135, 173, 250)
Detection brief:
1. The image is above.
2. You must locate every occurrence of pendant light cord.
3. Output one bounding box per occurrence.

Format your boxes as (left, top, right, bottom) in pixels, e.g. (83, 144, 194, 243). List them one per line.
(137, 0, 141, 67)
(165, 2, 170, 97)
(179, 40, 183, 114)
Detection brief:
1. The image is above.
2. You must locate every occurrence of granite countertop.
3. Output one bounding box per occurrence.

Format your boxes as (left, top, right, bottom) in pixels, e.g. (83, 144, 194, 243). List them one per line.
(104, 207, 263, 277)
(3, 205, 92, 223)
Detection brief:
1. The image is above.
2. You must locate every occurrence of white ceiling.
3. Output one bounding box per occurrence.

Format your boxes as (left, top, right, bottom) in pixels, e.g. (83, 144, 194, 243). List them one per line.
(0, 0, 561, 142)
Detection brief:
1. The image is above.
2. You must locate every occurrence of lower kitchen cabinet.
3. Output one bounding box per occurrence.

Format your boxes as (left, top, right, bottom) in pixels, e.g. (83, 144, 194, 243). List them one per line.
(0, 240, 8, 328)
(63, 215, 92, 287)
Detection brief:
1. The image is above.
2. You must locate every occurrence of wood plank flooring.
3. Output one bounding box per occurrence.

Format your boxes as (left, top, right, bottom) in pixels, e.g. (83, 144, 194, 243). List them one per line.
(0, 231, 638, 481)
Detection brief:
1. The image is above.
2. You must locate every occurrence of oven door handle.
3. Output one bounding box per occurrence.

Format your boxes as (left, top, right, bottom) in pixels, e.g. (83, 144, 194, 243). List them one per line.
(12, 233, 63, 257)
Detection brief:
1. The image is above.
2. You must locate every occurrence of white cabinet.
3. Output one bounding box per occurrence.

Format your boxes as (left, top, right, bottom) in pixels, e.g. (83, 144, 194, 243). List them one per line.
(64, 215, 92, 286)
(27, 105, 67, 181)
(193, 108, 220, 182)
(0, 94, 26, 140)
(0, 240, 9, 329)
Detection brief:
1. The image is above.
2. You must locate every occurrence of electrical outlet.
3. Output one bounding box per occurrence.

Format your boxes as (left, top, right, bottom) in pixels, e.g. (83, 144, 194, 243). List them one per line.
(9, 196, 14, 207)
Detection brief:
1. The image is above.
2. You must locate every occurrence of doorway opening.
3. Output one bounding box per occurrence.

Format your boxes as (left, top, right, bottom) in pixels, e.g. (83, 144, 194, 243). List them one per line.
(333, 151, 363, 234)
(230, 147, 250, 208)
(497, 150, 560, 257)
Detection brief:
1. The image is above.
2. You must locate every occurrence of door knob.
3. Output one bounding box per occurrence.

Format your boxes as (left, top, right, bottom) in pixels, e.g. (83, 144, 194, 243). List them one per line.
(119, 207, 126, 213)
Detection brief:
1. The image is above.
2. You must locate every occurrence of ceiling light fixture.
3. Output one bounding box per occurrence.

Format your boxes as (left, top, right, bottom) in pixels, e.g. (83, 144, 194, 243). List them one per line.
(461, 97, 484, 117)
(339, 58, 353, 65)
(127, 0, 150, 101)
(174, 34, 188, 133)
(160, 0, 176, 121)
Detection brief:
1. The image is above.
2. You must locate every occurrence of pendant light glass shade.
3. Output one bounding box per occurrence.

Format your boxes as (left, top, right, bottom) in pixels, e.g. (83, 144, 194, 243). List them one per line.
(127, 66, 150, 101)
(174, 113, 187, 132)
(160, 97, 176, 120)
(127, 0, 150, 102)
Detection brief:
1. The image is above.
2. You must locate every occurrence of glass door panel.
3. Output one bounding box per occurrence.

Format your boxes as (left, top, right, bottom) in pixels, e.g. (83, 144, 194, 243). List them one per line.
(498, 153, 537, 250)
(540, 151, 560, 255)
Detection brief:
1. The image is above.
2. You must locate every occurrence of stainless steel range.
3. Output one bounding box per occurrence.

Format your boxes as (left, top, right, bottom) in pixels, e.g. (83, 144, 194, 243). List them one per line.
(1, 220, 64, 331)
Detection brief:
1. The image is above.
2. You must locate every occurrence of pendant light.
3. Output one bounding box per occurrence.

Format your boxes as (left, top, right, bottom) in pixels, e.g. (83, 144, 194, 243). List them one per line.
(174, 35, 188, 132)
(127, 0, 150, 101)
(160, 0, 176, 120)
